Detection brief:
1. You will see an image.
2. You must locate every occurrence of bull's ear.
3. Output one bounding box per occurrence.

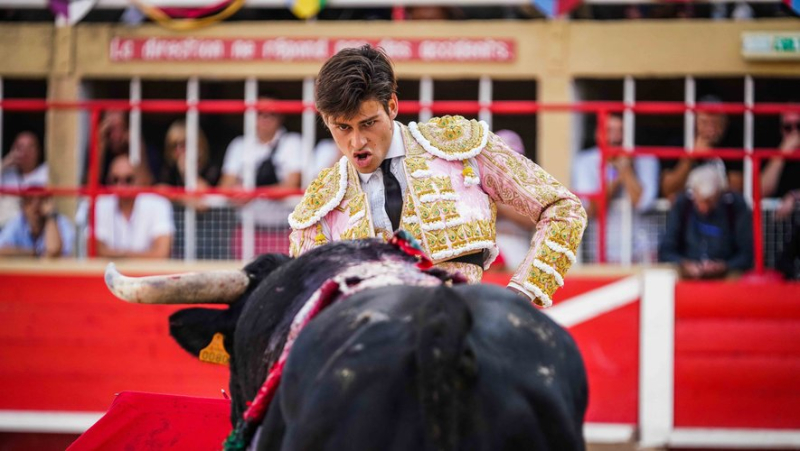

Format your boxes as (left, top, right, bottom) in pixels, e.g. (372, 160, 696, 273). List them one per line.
(169, 308, 233, 365)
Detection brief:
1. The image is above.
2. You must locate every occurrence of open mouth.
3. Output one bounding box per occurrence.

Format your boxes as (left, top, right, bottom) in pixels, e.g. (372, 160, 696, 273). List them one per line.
(352, 151, 373, 168)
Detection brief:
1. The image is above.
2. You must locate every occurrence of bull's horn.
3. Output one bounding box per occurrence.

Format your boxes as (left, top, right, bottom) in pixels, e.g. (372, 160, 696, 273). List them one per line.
(104, 263, 250, 305)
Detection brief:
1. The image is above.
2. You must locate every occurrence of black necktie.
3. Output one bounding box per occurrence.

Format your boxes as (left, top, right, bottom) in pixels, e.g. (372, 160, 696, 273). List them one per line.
(381, 158, 403, 231)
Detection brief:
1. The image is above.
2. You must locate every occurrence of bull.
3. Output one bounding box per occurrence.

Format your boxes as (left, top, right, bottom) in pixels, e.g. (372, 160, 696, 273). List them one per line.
(105, 237, 588, 451)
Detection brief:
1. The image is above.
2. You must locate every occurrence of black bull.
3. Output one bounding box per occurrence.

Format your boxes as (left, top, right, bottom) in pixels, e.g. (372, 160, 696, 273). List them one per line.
(106, 239, 588, 451)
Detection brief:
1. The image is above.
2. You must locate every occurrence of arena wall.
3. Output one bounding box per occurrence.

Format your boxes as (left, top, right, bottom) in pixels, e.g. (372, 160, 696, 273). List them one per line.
(2, 261, 799, 448)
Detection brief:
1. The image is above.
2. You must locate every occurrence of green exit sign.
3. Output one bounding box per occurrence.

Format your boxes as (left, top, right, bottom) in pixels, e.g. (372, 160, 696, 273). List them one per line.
(773, 36, 799, 53)
(742, 32, 800, 60)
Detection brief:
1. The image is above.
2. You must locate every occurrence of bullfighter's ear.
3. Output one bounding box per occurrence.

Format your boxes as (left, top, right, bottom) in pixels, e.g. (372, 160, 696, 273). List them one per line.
(169, 308, 232, 365)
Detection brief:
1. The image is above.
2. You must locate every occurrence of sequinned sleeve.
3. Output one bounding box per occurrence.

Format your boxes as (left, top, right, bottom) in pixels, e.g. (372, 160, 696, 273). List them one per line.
(287, 159, 348, 257)
(476, 133, 587, 307)
(289, 222, 329, 257)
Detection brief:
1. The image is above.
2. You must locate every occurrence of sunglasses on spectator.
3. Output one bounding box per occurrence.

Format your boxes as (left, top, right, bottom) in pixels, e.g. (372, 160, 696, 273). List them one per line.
(782, 122, 800, 133)
(109, 175, 135, 185)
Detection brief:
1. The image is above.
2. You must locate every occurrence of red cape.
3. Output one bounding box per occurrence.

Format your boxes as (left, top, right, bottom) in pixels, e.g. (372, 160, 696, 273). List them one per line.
(68, 392, 231, 450)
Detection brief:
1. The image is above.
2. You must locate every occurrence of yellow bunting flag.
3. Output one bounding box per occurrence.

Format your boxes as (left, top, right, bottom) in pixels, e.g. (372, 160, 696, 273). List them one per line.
(290, 0, 324, 19)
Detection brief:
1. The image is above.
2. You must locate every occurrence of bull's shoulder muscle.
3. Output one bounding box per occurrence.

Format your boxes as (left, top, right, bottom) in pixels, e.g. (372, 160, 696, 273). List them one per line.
(289, 157, 349, 229)
(407, 115, 489, 161)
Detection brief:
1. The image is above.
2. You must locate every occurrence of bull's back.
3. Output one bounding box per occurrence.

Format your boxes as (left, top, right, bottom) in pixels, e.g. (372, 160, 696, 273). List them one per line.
(256, 284, 587, 451)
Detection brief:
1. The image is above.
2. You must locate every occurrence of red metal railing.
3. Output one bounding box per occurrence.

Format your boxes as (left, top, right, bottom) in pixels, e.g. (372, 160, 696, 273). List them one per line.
(2, 98, 798, 269)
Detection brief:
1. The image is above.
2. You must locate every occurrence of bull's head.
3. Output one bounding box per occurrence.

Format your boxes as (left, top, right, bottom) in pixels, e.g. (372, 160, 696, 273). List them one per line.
(104, 254, 292, 361)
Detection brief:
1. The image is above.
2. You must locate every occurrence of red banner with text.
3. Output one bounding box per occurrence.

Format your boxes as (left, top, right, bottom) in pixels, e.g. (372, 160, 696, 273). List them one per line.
(109, 37, 516, 63)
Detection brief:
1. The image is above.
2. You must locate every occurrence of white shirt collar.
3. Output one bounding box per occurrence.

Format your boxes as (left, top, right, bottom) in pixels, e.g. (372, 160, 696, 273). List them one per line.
(358, 121, 405, 184)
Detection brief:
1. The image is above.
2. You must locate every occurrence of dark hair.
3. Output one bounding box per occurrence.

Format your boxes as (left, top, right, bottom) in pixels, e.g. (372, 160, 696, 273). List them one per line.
(315, 44, 397, 120)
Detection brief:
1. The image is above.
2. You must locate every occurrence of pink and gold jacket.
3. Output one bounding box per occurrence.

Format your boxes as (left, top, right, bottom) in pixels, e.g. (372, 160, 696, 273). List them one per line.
(288, 116, 586, 307)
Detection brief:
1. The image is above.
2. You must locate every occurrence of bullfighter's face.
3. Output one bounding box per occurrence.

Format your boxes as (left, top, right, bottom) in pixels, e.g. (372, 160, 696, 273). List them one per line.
(324, 94, 398, 174)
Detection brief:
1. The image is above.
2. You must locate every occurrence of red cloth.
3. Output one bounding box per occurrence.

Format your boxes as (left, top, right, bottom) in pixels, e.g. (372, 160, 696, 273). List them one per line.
(68, 392, 231, 451)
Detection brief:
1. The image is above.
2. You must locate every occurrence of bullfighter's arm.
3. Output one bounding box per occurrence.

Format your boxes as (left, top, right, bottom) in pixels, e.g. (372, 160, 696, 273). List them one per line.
(476, 133, 587, 307)
(289, 224, 327, 258)
(288, 159, 347, 258)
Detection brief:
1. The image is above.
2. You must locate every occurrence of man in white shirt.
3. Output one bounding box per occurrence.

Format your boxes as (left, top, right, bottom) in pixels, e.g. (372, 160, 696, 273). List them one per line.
(94, 154, 174, 259)
(572, 113, 660, 263)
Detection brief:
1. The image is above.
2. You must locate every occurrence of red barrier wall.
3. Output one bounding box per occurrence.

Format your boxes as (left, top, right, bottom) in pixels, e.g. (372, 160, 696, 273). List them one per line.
(0, 271, 634, 426)
(674, 281, 800, 429)
(0, 273, 228, 412)
(2, 270, 798, 433)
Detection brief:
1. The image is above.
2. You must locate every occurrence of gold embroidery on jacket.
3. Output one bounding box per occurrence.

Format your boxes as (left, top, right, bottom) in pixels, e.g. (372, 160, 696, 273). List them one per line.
(417, 116, 485, 156)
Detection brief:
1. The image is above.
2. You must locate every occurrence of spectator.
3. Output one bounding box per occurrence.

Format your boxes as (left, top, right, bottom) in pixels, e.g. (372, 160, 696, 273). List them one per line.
(0, 187, 73, 258)
(661, 95, 743, 200)
(761, 111, 800, 213)
(95, 110, 157, 186)
(158, 120, 228, 259)
(1, 131, 48, 227)
(770, 112, 800, 278)
(658, 165, 753, 279)
(572, 114, 660, 263)
(221, 96, 303, 257)
(492, 129, 534, 271)
(776, 197, 800, 280)
(159, 119, 220, 189)
(93, 154, 174, 259)
(218, 96, 302, 190)
(1, 131, 48, 187)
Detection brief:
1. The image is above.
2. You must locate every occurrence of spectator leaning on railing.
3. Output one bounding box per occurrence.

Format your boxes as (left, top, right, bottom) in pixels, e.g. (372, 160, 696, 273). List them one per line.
(159, 119, 220, 189)
(158, 119, 220, 212)
(761, 111, 800, 217)
(658, 164, 753, 279)
(0, 185, 73, 258)
(660, 95, 743, 201)
(572, 113, 660, 263)
(94, 110, 158, 186)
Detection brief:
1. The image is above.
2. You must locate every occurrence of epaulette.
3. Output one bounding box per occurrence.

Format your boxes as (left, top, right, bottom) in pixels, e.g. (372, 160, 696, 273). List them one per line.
(288, 157, 348, 230)
(408, 115, 490, 161)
